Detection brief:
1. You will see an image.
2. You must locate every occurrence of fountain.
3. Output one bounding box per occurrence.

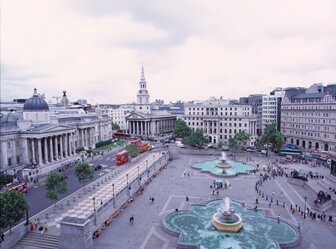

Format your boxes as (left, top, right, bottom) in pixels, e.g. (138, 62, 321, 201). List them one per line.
(216, 151, 232, 168)
(211, 197, 243, 232)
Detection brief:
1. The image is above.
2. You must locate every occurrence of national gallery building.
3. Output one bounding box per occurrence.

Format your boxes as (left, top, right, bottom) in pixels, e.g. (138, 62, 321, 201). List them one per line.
(0, 89, 112, 180)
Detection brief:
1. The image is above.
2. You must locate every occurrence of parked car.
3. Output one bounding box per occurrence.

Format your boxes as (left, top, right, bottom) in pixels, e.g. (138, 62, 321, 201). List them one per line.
(94, 164, 103, 171)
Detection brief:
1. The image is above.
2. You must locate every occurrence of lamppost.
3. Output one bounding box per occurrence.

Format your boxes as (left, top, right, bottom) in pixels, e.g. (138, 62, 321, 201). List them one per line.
(304, 196, 307, 218)
(137, 166, 139, 177)
(92, 197, 96, 211)
(126, 174, 129, 185)
(112, 183, 116, 208)
(25, 207, 30, 225)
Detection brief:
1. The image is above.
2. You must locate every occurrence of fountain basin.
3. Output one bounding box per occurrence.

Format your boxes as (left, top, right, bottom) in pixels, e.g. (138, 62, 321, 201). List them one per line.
(216, 161, 232, 168)
(211, 212, 243, 232)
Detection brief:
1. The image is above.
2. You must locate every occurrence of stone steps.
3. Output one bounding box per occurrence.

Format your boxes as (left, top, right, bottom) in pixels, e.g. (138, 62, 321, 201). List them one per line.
(17, 232, 59, 249)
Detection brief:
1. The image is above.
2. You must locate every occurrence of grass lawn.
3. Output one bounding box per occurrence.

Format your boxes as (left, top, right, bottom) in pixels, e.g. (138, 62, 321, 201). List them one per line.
(92, 140, 125, 153)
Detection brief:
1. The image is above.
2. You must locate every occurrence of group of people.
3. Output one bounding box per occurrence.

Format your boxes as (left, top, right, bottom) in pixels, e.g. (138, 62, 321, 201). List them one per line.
(29, 219, 48, 235)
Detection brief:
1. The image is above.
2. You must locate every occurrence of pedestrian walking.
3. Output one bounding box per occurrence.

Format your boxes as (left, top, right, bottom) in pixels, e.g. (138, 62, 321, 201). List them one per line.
(186, 196, 189, 202)
(39, 225, 44, 235)
(298, 222, 301, 233)
(44, 222, 48, 233)
(0, 232, 4, 242)
(277, 216, 280, 223)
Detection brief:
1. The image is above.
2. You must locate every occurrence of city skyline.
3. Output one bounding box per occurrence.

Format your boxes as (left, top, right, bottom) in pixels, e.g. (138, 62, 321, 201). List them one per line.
(1, 0, 335, 104)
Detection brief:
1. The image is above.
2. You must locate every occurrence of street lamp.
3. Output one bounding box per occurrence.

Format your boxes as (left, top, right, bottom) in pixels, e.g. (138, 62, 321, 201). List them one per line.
(126, 174, 129, 185)
(304, 196, 307, 218)
(25, 207, 30, 225)
(112, 183, 115, 196)
(93, 197, 96, 211)
(137, 166, 140, 177)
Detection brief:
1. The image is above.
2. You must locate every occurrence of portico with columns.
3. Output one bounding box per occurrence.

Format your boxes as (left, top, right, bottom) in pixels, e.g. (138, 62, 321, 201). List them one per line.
(126, 112, 176, 136)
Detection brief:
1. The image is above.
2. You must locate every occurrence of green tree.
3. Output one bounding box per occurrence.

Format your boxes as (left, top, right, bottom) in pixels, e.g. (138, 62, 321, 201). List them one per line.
(45, 172, 68, 206)
(0, 190, 29, 234)
(259, 123, 284, 152)
(75, 163, 94, 189)
(125, 144, 138, 157)
(185, 129, 208, 147)
(229, 137, 239, 149)
(112, 122, 120, 130)
(173, 119, 191, 138)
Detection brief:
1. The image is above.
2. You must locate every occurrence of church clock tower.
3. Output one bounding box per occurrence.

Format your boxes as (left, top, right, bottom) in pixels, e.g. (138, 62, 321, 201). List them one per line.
(135, 65, 151, 114)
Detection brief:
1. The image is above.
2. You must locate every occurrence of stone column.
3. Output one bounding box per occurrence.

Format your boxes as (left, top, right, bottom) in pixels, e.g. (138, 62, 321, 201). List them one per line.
(72, 133, 75, 155)
(12, 140, 17, 165)
(44, 137, 48, 163)
(60, 134, 64, 159)
(50, 137, 54, 162)
(136, 122, 139, 135)
(64, 134, 68, 157)
(145, 121, 147, 136)
(37, 139, 43, 165)
(132, 122, 135, 135)
(54, 136, 59, 161)
(31, 139, 36, 163)
(1, 141, 8, 169)
(23, 139, 29, 164)
(81, 129, 84, 147)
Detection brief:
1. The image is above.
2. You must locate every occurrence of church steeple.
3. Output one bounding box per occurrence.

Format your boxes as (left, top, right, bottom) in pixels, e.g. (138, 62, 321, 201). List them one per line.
(136, 65, 151, 114)
(139, 64, 147, 89)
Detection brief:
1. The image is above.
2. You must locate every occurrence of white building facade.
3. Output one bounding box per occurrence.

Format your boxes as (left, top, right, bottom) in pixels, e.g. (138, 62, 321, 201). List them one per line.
(262, 88, 285, 132)
(183, 98, 258, 145)
(281, 84, 336, 152)
(0, 89, 112, 179)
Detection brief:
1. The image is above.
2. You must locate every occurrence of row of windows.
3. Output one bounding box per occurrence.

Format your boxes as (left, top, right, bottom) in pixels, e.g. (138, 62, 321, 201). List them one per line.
(187, 122, 248, 128)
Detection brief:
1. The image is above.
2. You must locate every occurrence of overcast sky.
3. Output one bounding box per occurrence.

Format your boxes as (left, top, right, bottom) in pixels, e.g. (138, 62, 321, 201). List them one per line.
(1, 0, 335, 104)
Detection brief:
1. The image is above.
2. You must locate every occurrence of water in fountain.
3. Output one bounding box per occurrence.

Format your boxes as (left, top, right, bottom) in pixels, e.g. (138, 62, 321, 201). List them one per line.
(220, 151, 228, 162)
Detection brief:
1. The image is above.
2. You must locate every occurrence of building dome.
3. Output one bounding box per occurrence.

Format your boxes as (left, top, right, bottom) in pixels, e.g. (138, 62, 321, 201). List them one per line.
(23, 88, 49, 111)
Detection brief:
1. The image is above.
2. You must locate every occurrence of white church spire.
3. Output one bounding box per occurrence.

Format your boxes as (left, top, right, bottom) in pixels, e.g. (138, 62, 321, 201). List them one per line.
(136, 65, 151, 114)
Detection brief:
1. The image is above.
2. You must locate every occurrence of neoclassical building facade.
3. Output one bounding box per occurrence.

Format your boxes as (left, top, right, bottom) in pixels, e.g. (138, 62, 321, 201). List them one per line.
(281, 84, 336, 152)
(183, 98, 258, 145)
(126, 66, 176, 136)
(0, 89, 112, 179)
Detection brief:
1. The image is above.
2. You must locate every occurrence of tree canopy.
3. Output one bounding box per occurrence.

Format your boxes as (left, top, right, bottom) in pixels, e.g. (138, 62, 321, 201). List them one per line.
(75, 162, 94, 188)
(0, 190, 29, 234)
(258, 123, 284, 151)
(229, 130, 250, 149)
(185, 128, 208, 147)
(125, 144, 138, 157)
(45, 172, 68, 206)
(173, 119, 191, 138)
(112, 122, 120, 130)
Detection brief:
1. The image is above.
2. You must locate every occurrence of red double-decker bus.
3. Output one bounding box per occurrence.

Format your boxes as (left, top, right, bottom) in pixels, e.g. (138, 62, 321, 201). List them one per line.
(1, 181, 28, 194)
(116, 150, 129, 165)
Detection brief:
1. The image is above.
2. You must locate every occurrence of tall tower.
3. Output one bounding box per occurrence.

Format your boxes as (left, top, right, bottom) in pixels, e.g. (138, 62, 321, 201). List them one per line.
(136, 65, 151, 114)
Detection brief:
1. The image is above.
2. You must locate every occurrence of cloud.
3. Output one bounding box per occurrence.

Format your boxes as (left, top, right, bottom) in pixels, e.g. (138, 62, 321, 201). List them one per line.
(1, 0, 335, 103)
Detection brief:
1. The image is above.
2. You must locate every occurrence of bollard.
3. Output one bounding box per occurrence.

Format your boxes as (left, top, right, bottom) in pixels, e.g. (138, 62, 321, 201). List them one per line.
(46, 213, 49, 219)
(67, 200, 70, 206)
(97, 182, 100, 187)
(73, 196, 76, 202)
(78, 193, 82, 198)
(93, 184, 96, 189)
(60, 204, 64, 210)
(101, 180, 104, 184)
(105, 177, 107, 182)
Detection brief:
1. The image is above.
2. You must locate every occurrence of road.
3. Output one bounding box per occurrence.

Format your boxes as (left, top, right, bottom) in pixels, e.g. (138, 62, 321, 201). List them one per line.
(25, 147, 124, 218)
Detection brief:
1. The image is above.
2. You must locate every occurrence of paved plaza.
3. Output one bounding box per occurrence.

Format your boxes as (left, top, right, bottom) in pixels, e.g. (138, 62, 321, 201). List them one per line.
(92, 152, 336, 249)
